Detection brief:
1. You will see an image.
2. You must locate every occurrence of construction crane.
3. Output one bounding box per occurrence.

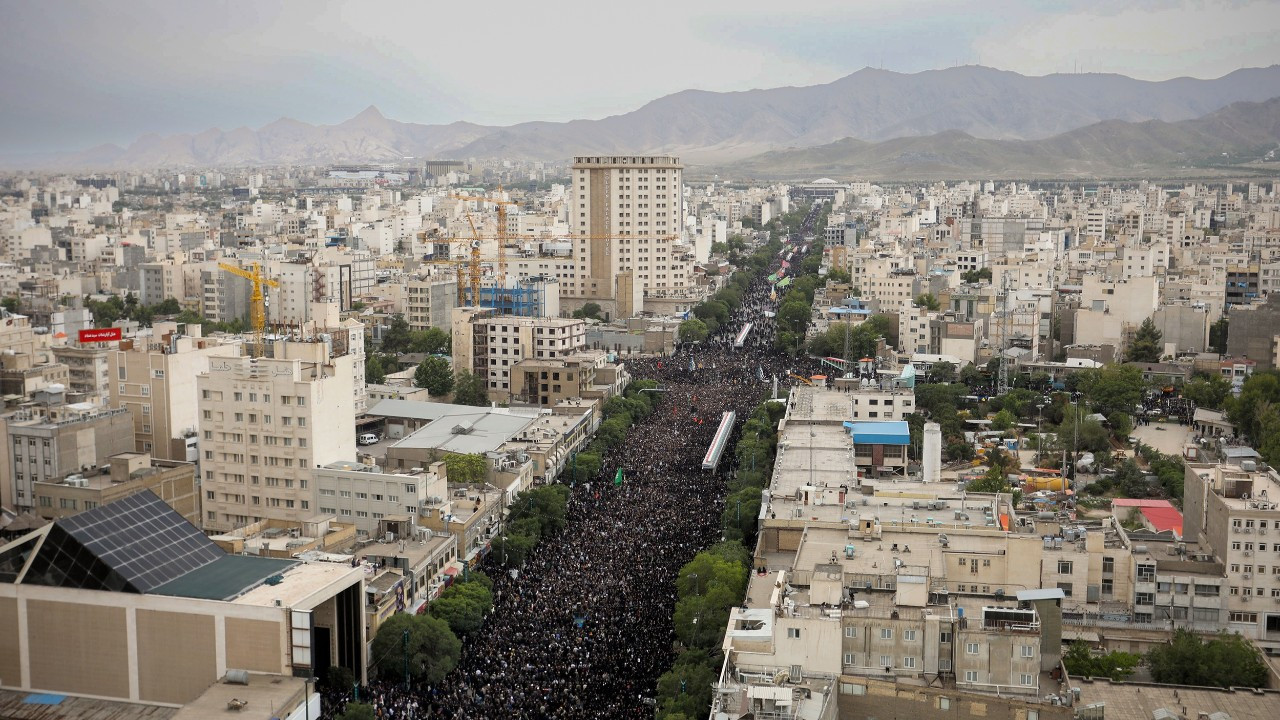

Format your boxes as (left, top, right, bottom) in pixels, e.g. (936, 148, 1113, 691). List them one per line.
(217, 262, 279, 357)
(415, 229, 473, 305)
(445, 189, 518, 290)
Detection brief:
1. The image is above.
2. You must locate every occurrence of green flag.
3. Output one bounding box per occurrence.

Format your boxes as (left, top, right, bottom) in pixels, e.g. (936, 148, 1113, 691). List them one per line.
(614, 468, 624, 486)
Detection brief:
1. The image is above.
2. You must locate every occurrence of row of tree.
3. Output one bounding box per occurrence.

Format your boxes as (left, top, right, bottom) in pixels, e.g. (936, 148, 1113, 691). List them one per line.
(721, 400, 786, 545)
(655, 540, 750, 720)
(1064, 630, 1268, 688)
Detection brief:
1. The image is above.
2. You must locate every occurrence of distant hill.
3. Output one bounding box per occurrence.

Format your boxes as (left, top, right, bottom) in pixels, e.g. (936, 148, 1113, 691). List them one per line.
(17, 65, 1280, 170)
(721, 97, 1280, 180)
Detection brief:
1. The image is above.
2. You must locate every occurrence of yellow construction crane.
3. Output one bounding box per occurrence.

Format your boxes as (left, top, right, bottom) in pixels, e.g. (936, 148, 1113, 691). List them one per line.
(217, 262, 279, 357)
(445, 189, 518, 290)
(415, 229, 472, 305)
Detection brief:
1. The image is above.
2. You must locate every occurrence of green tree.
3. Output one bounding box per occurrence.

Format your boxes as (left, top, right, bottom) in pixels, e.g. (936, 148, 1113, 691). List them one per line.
(826, 267, 851, 284)
(1078, 365, 1145, 418)
(451, 369, 489, 406)
(1146, 629, 1268, 688)
(370, 613, 460, 684)
(365, 354, 389, 384)
(679, 318, 708, 343)
(1056, 410, 1111, 454)
(914, 293, 941, 311)
(1, 296, 20, 314)
(1183, 373, 1231, 410)
(572, 302, 603, 320)
(337, 702, 376, 720)
(429, 579, 493, 636)
(1227, 371, 1280, 445)
(1209, 317, 1229, 354)
(443, 453, 487, 485)
(1126, 317, 1164, 362)
(990, 409, 1017, 431)
(928, 361, 957, 384)
(491, 532, 536, 568)
(1063, 641, 1140, 680)
(777, 301, 812, 334)
(414, 356, 454, 395)
(408, 327, 451, 355)
(380, 314, 412, 354)
(966, 463, 1018, 496)
(961, 267, 992, 284)
(655, 650, 721, 720)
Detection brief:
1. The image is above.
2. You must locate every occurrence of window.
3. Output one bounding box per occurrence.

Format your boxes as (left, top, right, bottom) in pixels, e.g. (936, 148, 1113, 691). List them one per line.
(1020, 673, 1035, 687)
(880, 628, 893, 639)
(903, 656, 916, 669)
(903, 630, 917, 641)
(966, 642, 979, 655)
(1056, 582, 1073, 597)
(1137, 564, 1155, 582)
(880, 655, 892, 669)
(844, 627, 857, 638)
(1021, 644, 1034, 658)
(939, 631, 952, 644)
(1102, 579, 1114, 595)
(844, 652, 855, 666)
(964, 671, 978, 683)
(787, 627, 801, 639)
(1057, 560, 1074, 574)
(1136, 592, 1154, 605)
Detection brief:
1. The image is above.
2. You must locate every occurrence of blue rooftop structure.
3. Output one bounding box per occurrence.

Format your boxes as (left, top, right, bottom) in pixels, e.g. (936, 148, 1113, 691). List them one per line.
(843, 420, 911, 445)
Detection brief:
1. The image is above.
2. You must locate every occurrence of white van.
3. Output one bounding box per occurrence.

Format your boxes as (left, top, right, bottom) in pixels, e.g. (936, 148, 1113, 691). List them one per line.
(358, 432, 380, 446)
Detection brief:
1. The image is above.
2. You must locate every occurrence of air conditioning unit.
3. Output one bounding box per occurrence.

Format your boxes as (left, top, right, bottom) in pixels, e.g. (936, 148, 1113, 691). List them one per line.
(1244, 550, 1252, 557)
(1242, 595, 1251, 603)
(1261, 528, 1269, 535)
(1245, 527, 1254, 534)
(1233, 527, 1241, 534)
(1244, 573, 1252, 579)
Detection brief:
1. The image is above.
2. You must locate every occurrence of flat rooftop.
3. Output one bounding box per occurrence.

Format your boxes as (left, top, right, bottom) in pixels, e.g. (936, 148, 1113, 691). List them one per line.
(0, 690, 175, 720)
(171, 674, 307, 720)
(231, 561, 364, 610)
(150, 555, 298, 601)
(1073, 677, 1280, 719)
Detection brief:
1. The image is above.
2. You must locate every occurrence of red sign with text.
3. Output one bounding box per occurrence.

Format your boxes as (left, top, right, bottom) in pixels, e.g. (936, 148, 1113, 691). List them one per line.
(78, 327, 123, 343)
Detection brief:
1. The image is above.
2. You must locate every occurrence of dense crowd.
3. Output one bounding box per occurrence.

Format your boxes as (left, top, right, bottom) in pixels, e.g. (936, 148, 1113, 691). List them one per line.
(323, 223, 824, 719)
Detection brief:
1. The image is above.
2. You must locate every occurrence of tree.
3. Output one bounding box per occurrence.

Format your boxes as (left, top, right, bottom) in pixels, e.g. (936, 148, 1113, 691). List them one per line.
(966, 463, 1018, 496)
(370, 613, 460, 685)
(961, 267, 992, 284)
(990, 409, 1017, 431)
(1146, 629, 1268, 688)
(777, 301, 812, 334)
(414, 357, 454, 395)
(1078, 365, 1145, 418)
(572, 302, 603, 321)
(337, 703, 376, 720)
(1209, 317, 1229, 354)
(678, 318, 708, 343)
(451, 369, 488, 406)
(826, 267, 851, 284)
(491, 532, 536, 568)
(380, 314, 412, 354)
(1227, 371, 1280, 445)
(429, 579, 493, 636)
(443, 453, 487, 485)
(365, 354, 389, 384)
(655, 650, 720, 720)
(408, 327, 451, 355)
(1063, 641, 1140, 680)
(928, 361, 956, 384)
(1126, 317, 1164, 362)
(1183, 373, 1231, 410)
(0, 296, 19, 313)
(914, 293, 941, 311)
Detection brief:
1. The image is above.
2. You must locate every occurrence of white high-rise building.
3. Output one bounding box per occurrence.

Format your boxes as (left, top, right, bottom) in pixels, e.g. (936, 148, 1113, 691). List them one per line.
(570, 156, 688, 318)
(196, 354, 356, 531)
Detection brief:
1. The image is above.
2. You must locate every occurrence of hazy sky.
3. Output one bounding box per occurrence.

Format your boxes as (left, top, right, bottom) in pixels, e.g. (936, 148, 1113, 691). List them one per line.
(3, 0, 1279, 154)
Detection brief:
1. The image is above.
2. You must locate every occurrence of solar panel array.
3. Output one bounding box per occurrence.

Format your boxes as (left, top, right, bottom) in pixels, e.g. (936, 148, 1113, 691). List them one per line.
(52, 491, 223, 593)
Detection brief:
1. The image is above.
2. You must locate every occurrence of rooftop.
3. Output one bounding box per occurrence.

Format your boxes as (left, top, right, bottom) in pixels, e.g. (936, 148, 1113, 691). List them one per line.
(1073, 677, 1280, 720)
(171, 674, 308, 720)
(0, 690, 175, 720)
(391, 407, 537, 455)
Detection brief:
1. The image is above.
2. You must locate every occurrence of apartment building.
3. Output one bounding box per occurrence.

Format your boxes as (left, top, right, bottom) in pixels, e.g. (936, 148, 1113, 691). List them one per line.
(314, 460, 445, 536)
(404, 274, 457, 331)
(51, 345, 111, 400)
(31, 451, 198, 526)
(196, 353, 356, 531)
(847, 388, 916, 422)
(0, 391, 134, 511)
(569, 155, 688, 317)
(451, 308, 586, 402)
(108, 324, 241, 460)
(1183, 460, 1280, 653)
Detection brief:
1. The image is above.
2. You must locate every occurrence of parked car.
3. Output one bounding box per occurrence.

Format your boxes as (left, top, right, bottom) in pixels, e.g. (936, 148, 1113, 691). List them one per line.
(358, 432, 380, 446)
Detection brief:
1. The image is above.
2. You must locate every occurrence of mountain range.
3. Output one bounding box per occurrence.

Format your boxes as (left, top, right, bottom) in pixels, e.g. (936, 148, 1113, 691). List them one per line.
(721, 96, 1280, 180)
(14, 64, 1280, 177)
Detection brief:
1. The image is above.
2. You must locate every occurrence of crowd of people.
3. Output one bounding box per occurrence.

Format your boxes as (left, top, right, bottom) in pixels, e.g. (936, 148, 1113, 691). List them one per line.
(322, 220, 825, 719)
